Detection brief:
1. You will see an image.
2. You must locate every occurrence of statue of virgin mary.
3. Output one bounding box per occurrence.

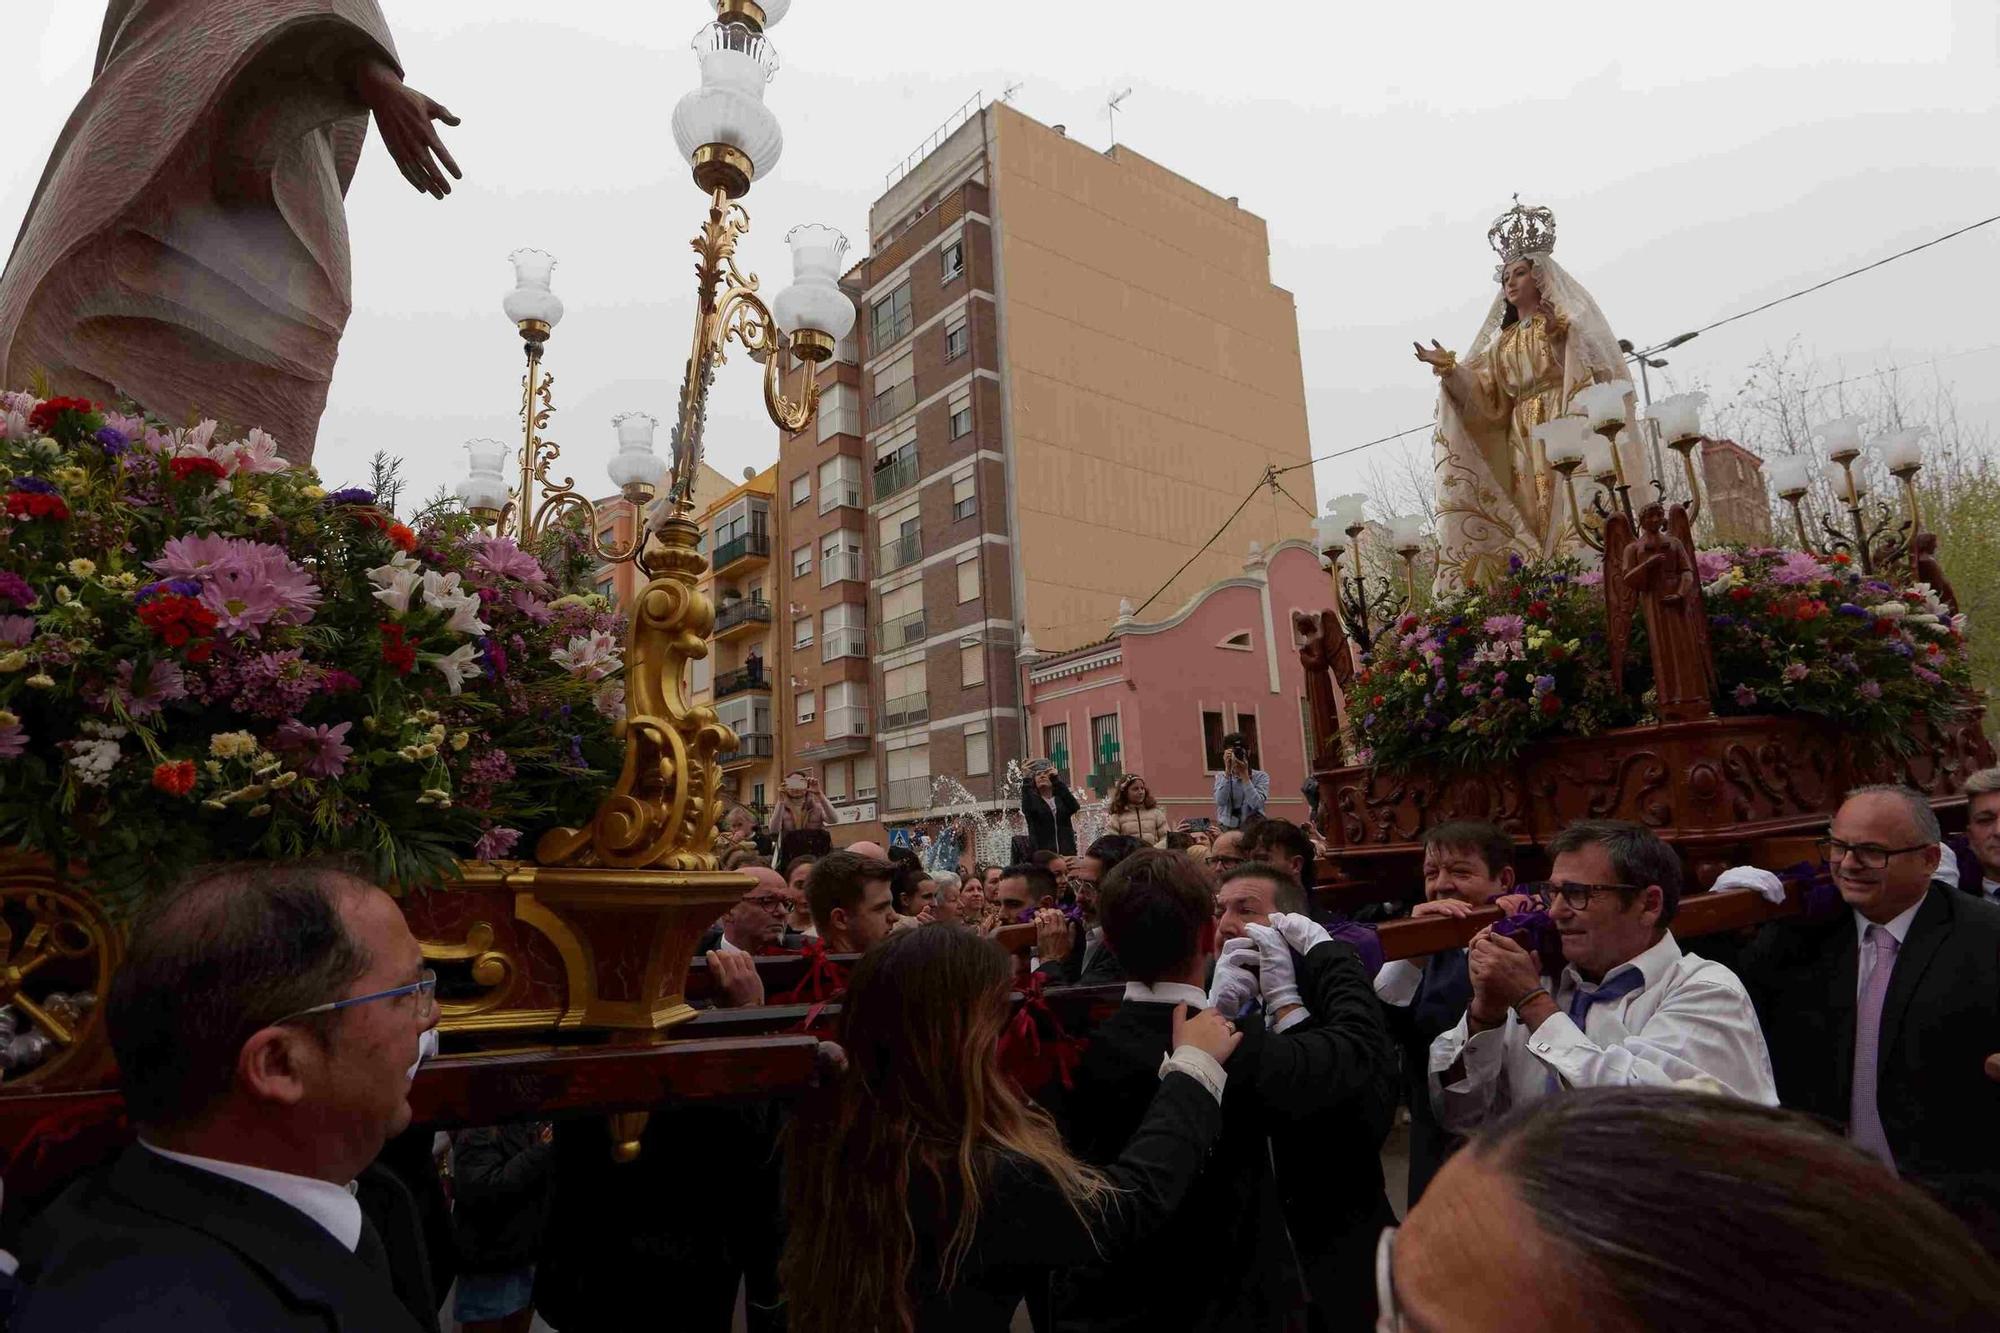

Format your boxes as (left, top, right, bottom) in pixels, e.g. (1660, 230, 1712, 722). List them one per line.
(1413, 199, 1634, 590)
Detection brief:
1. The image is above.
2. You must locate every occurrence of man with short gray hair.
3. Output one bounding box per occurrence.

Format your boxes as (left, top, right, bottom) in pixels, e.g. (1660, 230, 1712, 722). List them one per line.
(1430, 818, 1776, 1135)
(1962, 766, 2000, 903)
(1740, 784, 2000, 1244)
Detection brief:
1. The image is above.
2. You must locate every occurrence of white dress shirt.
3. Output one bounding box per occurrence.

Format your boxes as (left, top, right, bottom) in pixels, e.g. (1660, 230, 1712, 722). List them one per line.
(1373, 958, 1426, 1007)
(714, 933, 748, 955)
(143, 1141, 362, 1251)
(1428, 933, 1778, 1134)
(1123, 980, 1229, 1103)
(1854, 898, 1924, 999)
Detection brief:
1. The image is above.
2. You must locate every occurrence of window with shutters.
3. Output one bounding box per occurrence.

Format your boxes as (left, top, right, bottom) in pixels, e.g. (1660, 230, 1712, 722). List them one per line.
(871, 284, 912, 347)
(796, 689, 816, 725)
(792, 544, 811, 577)
(956, 554, 980, 604)
(945, 319, 968, 362)
(871, 351, 915, 423)
(947, 386, 973, 440)
(941, 239, 965, 281)
(964, 721, 990, 777)
(853, 754, 877, 799)
(818, 454, 862, 513)
(790, 473, 811, 507)
(822, 602, 867, 661)
(961, 643, 986, 687)
(952, 470, 976, 521)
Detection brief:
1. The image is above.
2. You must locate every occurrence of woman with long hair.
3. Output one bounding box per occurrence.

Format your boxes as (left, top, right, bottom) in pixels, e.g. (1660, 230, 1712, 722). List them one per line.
(1105, 775, 1171, 848)
(782, 926, 1239, 1333)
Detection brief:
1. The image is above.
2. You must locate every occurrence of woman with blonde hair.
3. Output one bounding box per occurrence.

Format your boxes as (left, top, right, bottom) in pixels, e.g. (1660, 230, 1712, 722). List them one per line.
(1105, 775, 1171, 847)
(781, 926, 1239, 1332)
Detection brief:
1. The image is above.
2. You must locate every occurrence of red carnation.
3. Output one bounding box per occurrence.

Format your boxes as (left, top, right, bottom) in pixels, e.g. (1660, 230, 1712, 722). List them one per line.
(4, 491, 69, 522)
(151, 760, 198, 797)
(1547, 645, 1567, 662)
(380, 622, 418, 675)
(27, 396, 96, 436)
(1527, 600, 1550, 618)
(1370, 694, 1385, 709)
(169, 457, 228, 484)
(188, 641, 215, 664)
(1539, 694, 1563, 716)
(1728, 586, 1755, 603)
(387, 523, 417, 553)
(1873, 619, 1899, 637)
(1831, 551, 1852, 566)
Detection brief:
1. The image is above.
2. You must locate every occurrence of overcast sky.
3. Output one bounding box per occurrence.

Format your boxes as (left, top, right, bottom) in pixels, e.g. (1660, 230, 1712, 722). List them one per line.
(7, 0, 1998, 532)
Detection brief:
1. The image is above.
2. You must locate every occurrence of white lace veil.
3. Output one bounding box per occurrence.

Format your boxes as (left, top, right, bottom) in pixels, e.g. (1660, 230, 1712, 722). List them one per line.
(1431, 251, 1634, 592)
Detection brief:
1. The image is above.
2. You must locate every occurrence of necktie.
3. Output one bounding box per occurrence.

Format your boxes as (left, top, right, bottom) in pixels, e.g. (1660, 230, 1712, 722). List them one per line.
(1546, 967, 1646, 1093)
(1850, 924, 1901, 1168)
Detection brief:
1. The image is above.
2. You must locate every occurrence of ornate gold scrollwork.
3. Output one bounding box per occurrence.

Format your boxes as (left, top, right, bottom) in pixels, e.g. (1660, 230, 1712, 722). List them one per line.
(420, 920, 524, 1027)
(0, 856, 120, 1089)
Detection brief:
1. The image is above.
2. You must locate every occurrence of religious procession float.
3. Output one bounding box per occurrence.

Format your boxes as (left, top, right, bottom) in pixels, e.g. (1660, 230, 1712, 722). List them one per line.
(0, 0, 1985, 1204)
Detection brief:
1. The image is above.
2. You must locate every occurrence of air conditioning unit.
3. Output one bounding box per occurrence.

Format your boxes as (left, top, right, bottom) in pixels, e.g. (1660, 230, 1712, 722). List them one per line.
(798, 712, 816, 724)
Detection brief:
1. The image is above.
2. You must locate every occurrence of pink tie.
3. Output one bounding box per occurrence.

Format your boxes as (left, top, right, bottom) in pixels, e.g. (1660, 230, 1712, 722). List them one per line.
(1850, 924, 1900, 1168)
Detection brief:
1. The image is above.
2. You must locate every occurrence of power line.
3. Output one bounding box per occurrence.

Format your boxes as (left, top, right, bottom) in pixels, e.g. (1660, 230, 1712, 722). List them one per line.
(1814, 341, 2000, 395)
(1278, 213, 2000, 479)
(1130, 474, 1267, 618)
(1269, 472, 1319, 520)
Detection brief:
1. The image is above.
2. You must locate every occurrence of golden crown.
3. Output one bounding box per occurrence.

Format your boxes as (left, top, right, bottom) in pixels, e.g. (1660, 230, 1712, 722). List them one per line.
(1488, 195, 1557, 274)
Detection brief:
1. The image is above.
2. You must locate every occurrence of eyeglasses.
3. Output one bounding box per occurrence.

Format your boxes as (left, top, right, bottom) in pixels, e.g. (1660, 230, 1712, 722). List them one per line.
(1210, 855, 1246, 872)
(744, 893, 792, 914)
(1817, 838, 1933, 872)
(1519, 880, 1644, 910)
(1375, 1225, 1403, 1331)
(276, 969, 437, 1026)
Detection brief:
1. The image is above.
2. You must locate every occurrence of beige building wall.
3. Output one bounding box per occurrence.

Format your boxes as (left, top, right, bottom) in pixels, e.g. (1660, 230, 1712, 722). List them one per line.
(988, 105, 1315, 651)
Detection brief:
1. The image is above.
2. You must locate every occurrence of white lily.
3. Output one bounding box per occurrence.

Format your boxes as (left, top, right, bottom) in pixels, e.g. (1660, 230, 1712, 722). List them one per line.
(421, 570, 465, 609)
(431, 642, 482, 695)
(439, 592, 490, 637)
(369, 565, 421, 615)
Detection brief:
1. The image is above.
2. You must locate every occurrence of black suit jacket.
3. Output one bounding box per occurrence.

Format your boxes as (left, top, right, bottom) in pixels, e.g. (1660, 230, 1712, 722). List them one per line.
(1057, 942, 1399, 1333)
(1381, 948, 1472, 1210)
(13, 1146, 429, 1333)
(1022, 777, 1081, 856)
(1740, 884, 2000, 1244)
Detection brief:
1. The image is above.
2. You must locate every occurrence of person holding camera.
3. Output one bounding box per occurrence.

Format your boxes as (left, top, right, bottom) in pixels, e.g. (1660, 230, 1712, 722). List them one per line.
(1020, 758, 1080, 856)
(1212, 732, 1270, 831)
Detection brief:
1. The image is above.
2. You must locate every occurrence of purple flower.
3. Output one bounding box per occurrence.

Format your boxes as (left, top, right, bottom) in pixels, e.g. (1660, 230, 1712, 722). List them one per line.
(113, 659, 189, 718)
(1710, 615, 1735, 629)
(1696, 551, 1734, 583)
(274, 719, 354, 778)
(1913, 666, 1943, 686)
(1733, 684, 1758, 707)
(1533, 674, 1557, 695)
(0, 572, 34, 609)
(0, 615, 32, 647)
(470, 535, 551, 586)
(1507, 552, 1525, 572)
(135, 578, 202, 604)
(1783, 663, 1809, 683)
(1835, 603, 1870, 618)
(1889, 641, 1914, 658)
(150, 533, 239, 580)
(472, 826, 523, 860)
(1770, 551, 1831, 586)
(1461, 683, 1480, 698)
(94, 426, 130, 456)
(1858, 680, 1883, 701)
(8, 477, 57, 495)
(153, 537, 321, 635)
(325, 487, 376, 506)
(481, 636, 509, 678)
(1577, 569, 1604, 588)
(466, 749, 517, 790)
(321, 669, 362, 695)
(1482, 614, 1526, 641)
(229, 649, 320, 719)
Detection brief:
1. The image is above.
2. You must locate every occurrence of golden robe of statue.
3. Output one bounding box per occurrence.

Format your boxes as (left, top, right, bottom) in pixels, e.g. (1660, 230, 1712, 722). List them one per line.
(1440, 309, 1572, 541)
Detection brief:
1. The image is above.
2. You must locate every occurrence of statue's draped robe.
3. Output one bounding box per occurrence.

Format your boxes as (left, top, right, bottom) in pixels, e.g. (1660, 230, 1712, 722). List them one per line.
(0, 0, 400, 463)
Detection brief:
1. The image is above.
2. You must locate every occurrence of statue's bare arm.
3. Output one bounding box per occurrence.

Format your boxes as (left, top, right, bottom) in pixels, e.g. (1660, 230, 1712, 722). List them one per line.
(353, 56, 461, 198)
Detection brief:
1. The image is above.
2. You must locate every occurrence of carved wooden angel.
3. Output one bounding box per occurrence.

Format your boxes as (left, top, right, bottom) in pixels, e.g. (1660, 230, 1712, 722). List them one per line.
(1606, 501, 1715, 723)
(1910, 531, 1960, 616)
(1295, 609, 1355, 765)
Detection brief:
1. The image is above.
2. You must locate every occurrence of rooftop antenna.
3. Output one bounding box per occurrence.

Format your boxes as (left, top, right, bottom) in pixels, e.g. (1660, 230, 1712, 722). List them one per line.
(1001, 80, 1024, 104)
(1105, 87, 1133, 147)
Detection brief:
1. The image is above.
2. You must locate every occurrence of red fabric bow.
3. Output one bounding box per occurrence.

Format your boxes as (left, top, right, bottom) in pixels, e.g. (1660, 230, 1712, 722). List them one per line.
(775, 936, 849, 1009)
(998, 972, 1087, 1095)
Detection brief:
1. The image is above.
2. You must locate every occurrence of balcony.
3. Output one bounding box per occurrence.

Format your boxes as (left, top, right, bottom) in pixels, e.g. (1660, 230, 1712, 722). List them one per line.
(871, 379, 916, 426)
(720, 733, 775, 768)
(825, 705, 870, 740)
(714, 664, 771, 699)
(711, 531, 770, 576)
(878, 609, 927, 651)
(873, 453, 918, 502)
(821, 552, 865, 586)
(886, 775, 933, 812)
(713, 598, 772, 641)
(880, 532, 922, 573)
(883, 690, 930, 731)
(822, 630, 867, 662)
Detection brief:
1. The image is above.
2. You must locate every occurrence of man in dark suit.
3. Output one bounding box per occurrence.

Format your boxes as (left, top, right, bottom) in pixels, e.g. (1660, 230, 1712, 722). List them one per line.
(14, 862, 443, 1331)
(1057, 849, 1398, 1333)
(1741, 783, 2000, 1247)
(1212, 862, 1398, 1332)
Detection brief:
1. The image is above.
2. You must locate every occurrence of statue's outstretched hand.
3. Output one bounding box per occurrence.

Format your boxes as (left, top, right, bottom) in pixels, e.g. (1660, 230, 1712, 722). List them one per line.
(356, 59, 463, 199)
(1413, 339, 1451, 368)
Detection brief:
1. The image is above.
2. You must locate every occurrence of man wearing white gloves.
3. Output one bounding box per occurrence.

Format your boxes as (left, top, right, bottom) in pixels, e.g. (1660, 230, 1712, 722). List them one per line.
(1205, 862, 1401, 1332)
(1429, 819, 1778, 1138)
(1057, 851, 1397, 1333)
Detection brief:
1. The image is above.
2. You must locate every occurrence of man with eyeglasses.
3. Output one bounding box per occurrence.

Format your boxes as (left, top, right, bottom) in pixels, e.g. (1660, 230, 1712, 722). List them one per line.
(1428, 819, 1776, 1137)
(15, 864, 442, 1332)
(696, 865, 796, 959)
(1740, 783, 2000, 1247)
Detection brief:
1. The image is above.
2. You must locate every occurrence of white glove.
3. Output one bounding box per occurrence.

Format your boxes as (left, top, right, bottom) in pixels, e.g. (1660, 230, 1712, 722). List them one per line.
(1710, 865, 1785, 904)
(1265, 911, 1331, 957)
(1206, 937, 1261, 1019)
(1245, 923, 1301, 1026)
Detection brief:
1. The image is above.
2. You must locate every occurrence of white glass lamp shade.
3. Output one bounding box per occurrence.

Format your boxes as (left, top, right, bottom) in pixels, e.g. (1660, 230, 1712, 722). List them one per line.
(1531, 416, 1592, 468)
(1646, 391, 1707, 444)
(1816, 415, 1865, 461)
(1312, 515, 1343, 551)
(1573, 381, 1632, 431)
(772, 224, 858, 339)
(502, 250, 564, 329)
(1385, 513, 1427, 550)
(671, 23, 784, 181)
(607, 413, 663, 496)
(457, 439, 512, 513)
(1764, 453, 1812, 498)
(1827, 461, 1871, 504)
(1329, 492, 1369, 531)
(1581, 431, 1616, 480)
(1875, 427, 1927, 472)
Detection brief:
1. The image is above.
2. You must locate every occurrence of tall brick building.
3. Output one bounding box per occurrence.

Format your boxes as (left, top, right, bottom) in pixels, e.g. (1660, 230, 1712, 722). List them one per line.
(773, 101, 1316, 831)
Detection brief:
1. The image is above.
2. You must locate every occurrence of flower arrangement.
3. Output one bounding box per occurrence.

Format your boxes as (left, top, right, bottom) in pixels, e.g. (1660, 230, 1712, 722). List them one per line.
(1348, 548, 1975, 775)
(0, 391, 628, 904)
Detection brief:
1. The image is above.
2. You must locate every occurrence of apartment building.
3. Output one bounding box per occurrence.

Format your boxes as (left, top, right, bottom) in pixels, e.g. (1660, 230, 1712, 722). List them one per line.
(589, 461, 733, 607)
(774, 101, 1316, 830)
(686, 467, 780, 816)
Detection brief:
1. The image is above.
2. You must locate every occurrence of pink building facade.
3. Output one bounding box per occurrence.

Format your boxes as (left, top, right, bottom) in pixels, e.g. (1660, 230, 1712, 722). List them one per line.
(1021, 540, 1328, 829)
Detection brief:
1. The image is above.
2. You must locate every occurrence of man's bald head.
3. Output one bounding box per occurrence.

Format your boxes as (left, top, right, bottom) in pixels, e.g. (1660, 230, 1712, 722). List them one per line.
(721, 865, 791, 951)
(848, 840, 887, 860)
